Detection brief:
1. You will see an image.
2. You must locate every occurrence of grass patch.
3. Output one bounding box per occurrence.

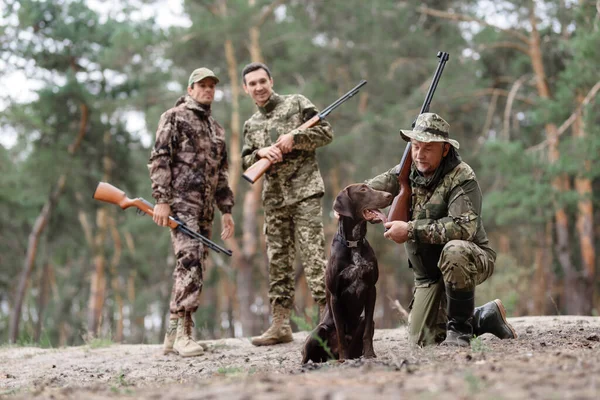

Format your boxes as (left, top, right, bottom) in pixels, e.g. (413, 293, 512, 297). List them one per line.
(87, 337, 114, 349)
(470, 336, 487, 353)
(217, 366, 244, 375)
(291, 310, 315, 332)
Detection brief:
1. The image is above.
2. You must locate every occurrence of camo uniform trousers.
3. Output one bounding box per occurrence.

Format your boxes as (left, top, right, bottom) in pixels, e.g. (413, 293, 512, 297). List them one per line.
(168, 209, 213, 315)
(264, 196, 327, 309)
(408, 240, 494, 346)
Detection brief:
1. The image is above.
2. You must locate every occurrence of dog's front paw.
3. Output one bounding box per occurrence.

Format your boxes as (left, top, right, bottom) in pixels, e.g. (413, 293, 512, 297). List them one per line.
(363, 350, 377, 359)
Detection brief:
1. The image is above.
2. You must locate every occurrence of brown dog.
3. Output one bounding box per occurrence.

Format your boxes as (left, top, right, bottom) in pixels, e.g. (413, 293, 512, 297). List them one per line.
(302, 184, 392, 363)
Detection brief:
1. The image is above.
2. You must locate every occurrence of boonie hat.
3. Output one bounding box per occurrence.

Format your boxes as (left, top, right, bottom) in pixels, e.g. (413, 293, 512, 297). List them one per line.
(400, 112, 459, 149)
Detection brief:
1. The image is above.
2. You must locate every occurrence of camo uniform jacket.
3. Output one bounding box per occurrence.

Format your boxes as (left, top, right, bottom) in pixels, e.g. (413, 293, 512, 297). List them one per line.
(368, 161, 496, 285)
(148, 95, 234, 221)
(241, 92, 333, 210)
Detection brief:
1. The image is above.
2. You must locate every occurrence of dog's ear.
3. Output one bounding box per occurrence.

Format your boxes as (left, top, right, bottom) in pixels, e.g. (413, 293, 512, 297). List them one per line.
(333, 187, 354, 218)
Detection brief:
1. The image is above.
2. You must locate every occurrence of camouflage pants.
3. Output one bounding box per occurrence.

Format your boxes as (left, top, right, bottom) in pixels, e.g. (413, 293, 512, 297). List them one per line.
(264, 196, 327, 309)
(408, 240, 494, 346)
(168, 211, 212, 315)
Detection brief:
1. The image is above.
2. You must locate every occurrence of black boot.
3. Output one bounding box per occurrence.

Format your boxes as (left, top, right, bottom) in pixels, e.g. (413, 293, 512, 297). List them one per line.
(441, 288, 475, 347)
(473, 299, 517, 339)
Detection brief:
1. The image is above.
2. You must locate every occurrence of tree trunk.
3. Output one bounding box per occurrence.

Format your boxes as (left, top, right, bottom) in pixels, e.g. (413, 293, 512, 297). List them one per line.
(572, 97, 595, 314)
(34, 260, 51, 343)
(529, 6, 574, 312)
(87, 131, 113, 337)
(87, 208, 109, 337)
(108, 216, 124, 341)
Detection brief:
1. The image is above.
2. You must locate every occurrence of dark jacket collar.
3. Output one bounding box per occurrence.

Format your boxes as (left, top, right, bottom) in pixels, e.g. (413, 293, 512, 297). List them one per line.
(257, 92, 283, 115)
(175, 95, 211, 117)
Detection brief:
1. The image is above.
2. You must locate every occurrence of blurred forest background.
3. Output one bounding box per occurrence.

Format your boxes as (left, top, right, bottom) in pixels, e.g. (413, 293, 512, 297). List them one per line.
(1, 0, 599, 347)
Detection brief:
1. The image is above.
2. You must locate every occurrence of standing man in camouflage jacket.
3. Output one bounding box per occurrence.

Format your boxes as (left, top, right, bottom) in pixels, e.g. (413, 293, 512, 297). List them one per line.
(241, 62, 332, 346)
(149, 67, 235, 357)
(367, 113, 517, 347)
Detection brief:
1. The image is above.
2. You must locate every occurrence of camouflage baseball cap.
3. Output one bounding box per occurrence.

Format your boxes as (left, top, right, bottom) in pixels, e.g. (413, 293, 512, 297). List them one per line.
(400, 113, 460, 149)
(188, 67, 219, 87)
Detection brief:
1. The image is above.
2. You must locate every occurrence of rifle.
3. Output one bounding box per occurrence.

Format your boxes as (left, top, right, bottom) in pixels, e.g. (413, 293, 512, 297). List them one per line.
(387, 51, 450, 223)
(92, 182, 233, 256)
(242, 79, 368, 184)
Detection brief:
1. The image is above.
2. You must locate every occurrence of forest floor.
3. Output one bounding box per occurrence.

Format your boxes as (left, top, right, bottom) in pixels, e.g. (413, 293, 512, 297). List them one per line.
(1, 316, 599, 399)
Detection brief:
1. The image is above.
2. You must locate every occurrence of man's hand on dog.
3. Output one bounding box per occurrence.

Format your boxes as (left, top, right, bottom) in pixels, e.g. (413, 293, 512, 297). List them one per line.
(383, 221, 409, 243)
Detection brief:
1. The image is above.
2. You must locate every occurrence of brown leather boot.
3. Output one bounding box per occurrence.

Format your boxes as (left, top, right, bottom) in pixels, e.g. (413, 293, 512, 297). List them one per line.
(173, 312, 204, 357)
(162, 316, 179, 355)
(473, 299, 517, 339)
(251, 304, 293, 346)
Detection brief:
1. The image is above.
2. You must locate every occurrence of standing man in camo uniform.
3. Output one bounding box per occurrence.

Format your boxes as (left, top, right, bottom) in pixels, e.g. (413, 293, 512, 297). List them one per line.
(241, 62, 332, 346)
(367, 113, 517, 347)
(149, 67, 235, 357)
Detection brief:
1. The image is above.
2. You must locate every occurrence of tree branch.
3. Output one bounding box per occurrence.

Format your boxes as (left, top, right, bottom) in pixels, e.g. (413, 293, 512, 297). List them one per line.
(478, 41, 530, 55)
(418, 6, 531, 44)
(257, 0, 286, 27)
(526, 80, 600, 153)
(449, 88, 536, 105)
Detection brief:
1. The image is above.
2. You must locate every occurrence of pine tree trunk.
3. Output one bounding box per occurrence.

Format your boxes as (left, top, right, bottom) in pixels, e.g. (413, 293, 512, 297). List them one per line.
(529, 6, 574, 313)
(108, 217, 124, 341)
(87, 131, 113, 337)
(573, 97, 595, 314)
(34, 261, 51, 343)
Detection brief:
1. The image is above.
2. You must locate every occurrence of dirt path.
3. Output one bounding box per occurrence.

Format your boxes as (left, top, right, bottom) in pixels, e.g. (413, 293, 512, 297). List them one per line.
(1, 316, 599, 399)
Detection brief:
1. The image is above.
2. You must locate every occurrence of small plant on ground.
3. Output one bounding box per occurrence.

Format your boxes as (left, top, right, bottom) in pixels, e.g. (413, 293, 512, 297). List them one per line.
(470, 336, 487, 353)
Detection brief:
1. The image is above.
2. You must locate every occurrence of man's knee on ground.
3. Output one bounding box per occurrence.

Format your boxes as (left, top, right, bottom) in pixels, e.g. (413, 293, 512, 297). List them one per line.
(439, 240, 477, 290)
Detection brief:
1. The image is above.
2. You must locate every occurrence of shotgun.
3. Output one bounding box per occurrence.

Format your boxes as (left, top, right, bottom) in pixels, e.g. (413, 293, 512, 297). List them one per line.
(242, 79, 368, 184)
(92, 182, 232, 256)
(387, 51, 450, 223)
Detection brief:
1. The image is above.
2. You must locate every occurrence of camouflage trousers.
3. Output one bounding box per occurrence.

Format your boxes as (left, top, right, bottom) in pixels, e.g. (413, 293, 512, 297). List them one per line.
(408, 240, 494, 346)
(264, 196, 327, 309)
(168, 210, 212, 315)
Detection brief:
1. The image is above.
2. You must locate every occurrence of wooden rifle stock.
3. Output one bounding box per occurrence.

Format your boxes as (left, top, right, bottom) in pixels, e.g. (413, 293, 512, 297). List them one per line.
(242, 114, 320, 184)
(242, 79, 368, 184)
(387, 51, 449, 224)
(387, 145, 413, 222)
(92, 182, 233, 256)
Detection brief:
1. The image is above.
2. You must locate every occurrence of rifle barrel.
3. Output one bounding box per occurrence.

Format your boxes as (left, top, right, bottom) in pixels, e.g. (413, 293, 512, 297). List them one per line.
(320, 80, 367, 118)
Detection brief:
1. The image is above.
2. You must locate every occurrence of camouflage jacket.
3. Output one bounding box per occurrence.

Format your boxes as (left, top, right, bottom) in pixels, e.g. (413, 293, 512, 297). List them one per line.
(148, 95, 234, 220)
(241, 92, 333, 210)
(368, 156, 496, 285)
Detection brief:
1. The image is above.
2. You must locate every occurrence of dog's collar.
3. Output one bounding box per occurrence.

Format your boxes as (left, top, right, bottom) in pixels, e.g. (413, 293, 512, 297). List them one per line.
(336, 233, 365, 248)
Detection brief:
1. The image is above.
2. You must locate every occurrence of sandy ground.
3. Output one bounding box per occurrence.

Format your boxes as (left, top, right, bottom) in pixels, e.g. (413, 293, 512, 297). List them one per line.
(1, 316, 599, 399)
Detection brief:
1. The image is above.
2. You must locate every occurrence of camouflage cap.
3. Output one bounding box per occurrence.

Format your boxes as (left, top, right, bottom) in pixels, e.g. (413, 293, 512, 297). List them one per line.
(400, 113, 459, 149)
(188, 67, 219, 87)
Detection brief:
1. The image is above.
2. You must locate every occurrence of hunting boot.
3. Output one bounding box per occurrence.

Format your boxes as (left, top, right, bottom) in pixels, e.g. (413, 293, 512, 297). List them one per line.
(473, 299, 518, 339)
(173, 311, 204, 357)
(162, 316, 179, 355)
(441, 288, 475, 347)
(251, 304, 293, 346)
